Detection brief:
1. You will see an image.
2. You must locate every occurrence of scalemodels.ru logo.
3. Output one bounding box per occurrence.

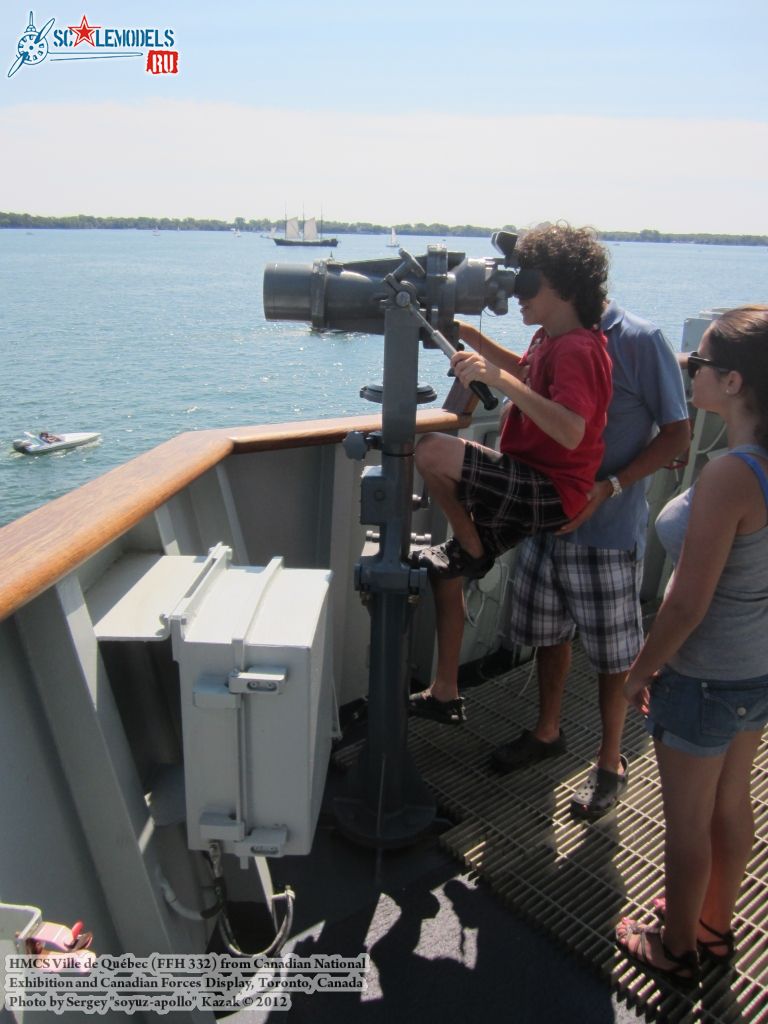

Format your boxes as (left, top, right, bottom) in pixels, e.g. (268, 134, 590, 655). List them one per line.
(7, 11, 179, 78)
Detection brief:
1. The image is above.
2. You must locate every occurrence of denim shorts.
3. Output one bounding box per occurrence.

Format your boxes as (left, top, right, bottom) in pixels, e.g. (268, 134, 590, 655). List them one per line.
(646, 666, 768, 757)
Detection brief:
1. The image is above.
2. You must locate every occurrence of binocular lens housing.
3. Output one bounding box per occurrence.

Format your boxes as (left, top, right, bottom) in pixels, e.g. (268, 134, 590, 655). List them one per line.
(263, 263, 315, 323)
(263, 244, 524, 334)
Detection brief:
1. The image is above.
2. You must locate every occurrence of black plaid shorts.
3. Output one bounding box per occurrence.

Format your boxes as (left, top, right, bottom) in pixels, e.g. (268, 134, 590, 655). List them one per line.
(458, 441, 568, 557)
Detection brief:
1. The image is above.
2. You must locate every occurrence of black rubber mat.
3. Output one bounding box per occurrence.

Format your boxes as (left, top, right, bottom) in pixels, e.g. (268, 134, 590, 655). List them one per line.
(407, 647, 768, 1023)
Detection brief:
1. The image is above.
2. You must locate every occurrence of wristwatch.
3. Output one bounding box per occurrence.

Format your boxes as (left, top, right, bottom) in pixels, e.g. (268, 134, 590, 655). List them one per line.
(607, 475, 622, 498)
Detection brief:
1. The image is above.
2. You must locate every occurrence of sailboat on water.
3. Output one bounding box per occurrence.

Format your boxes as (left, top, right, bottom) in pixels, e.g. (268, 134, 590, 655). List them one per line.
(386, 226, 400, 248)
(274, 214, 338, 248)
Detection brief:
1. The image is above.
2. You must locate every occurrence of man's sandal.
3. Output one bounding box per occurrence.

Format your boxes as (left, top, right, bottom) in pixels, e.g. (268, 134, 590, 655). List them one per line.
(651, 897, 735, 965)
(615, 919, 700, 989)
(490, 729, 567, 773)
(570, 755, 628, 820)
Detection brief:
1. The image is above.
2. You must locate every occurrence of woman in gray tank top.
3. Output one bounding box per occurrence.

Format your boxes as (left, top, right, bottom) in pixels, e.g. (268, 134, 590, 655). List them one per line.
(615, 306, 768, 987)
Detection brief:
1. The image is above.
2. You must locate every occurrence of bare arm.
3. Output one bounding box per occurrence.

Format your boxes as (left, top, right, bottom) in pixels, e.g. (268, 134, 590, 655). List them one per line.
(559, 418, 691, 533)
(451, 349, 586, 450)
(455, 321, 526, 378)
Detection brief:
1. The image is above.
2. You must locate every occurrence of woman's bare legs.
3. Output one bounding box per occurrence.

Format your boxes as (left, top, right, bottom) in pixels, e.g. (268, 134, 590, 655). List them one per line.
(654, 740, 724, 957)
(699, 730, 762, 942)
(631, 730, 761, 964)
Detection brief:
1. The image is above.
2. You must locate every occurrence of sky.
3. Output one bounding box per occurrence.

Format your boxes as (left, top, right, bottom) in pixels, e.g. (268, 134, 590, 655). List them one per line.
(1, 0, 767, 233)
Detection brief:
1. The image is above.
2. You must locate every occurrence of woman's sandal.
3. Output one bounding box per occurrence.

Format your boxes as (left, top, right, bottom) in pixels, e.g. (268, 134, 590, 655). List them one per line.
(615, 919, 700, 989)
(651, 897, 736, 965)
(697, 919, 736, 965)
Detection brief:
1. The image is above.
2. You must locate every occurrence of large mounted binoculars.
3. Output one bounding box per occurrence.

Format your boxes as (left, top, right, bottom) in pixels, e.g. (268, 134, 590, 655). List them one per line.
(262, 231, 541, 847)
(263, 230, 541, 338)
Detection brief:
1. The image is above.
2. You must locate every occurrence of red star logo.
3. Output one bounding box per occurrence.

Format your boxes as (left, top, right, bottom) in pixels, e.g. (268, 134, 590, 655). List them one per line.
(68, 14, 101, 46)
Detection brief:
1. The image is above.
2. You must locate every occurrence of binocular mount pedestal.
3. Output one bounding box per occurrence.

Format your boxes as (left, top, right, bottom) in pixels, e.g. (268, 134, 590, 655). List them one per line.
(333, 302, 438, 848)
(264, 240, 511, 846)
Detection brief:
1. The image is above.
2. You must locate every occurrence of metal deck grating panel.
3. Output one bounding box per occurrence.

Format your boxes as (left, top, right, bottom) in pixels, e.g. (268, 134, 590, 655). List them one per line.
(405, 645, 768, 1023)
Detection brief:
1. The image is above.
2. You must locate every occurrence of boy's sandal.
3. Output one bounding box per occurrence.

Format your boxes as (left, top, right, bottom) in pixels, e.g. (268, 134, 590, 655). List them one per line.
(416, 538, 494, 580)
(408, 691, 466, 726)
(651, 897, 736, 965)
(697, 920, 736, 965)
(615, 919, 700, 989)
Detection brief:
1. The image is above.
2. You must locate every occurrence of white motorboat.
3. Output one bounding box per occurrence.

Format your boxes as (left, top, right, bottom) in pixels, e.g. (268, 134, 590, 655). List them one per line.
(12, 431, 101, 455)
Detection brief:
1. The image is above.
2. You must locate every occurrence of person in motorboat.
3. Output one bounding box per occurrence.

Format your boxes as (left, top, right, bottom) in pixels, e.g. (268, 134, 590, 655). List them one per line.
(39, 432, 63, 443)
(490, 302, 690, 821)
(410, 223, 612, 725)
(616, 305, 768, 986)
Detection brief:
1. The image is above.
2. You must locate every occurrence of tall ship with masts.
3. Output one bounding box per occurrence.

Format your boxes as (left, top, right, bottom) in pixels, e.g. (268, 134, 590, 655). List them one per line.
(273, 211, 338, 248)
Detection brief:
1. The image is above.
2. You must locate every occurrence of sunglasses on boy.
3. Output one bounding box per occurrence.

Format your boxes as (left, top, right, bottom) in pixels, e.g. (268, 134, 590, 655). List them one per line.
(686, 351, 733, 380)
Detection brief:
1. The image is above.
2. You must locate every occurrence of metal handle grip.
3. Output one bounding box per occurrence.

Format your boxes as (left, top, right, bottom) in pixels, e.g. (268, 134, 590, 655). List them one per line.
(401, 301, 499, 411)
(469, 380, 498, 411)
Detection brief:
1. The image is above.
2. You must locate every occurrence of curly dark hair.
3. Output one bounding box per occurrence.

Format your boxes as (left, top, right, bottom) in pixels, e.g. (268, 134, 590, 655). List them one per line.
(707, 305, 768, 448)
(516, 222, 609, 329)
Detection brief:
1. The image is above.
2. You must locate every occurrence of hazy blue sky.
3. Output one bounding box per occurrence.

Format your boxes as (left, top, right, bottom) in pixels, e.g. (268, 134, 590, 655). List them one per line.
(2, 1, 766, 231)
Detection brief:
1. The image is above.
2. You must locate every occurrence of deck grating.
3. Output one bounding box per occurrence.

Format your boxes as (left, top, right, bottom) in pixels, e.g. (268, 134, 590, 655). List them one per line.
(404, 644, 768, 1023)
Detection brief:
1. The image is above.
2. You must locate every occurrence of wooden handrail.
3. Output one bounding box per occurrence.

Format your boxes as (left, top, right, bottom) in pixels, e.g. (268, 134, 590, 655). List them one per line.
(0, 409, 469, 623)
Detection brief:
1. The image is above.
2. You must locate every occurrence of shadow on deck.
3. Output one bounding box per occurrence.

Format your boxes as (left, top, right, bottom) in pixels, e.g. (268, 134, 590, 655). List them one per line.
(257, 640, 767, 1023)
(404, 645, 768, 1024)
(253, 643, 768, 1019)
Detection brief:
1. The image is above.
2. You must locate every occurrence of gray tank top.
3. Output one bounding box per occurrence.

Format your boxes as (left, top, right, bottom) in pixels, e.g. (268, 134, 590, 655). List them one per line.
(655, 444, 768, 680)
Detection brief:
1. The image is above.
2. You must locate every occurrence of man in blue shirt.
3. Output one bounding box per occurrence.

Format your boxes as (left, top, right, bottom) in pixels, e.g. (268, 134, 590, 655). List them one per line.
(491, 300, 690, 819)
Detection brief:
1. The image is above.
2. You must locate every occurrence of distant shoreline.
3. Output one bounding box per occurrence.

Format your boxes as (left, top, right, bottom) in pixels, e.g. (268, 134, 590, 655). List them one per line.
(1, 212, 766, 247)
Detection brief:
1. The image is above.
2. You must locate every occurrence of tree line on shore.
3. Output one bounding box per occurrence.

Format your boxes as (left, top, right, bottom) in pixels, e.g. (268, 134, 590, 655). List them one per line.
(1, 211, 766, 247)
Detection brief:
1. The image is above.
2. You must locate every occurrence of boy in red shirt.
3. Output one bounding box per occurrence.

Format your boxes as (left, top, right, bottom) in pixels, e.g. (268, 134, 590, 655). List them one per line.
(411, 223, 612, 724)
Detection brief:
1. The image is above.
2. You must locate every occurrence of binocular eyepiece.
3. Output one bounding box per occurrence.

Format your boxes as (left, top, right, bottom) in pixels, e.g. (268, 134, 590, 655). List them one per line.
(263, 231, 540, 336)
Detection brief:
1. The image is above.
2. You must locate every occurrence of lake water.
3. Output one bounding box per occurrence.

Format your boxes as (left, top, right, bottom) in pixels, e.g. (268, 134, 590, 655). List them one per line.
(1, 229, 766, 526)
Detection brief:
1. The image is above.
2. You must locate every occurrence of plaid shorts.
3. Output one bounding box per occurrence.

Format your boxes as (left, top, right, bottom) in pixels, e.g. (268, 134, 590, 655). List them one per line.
(507, 532, 644, 674)
(458, 441, 568, 557)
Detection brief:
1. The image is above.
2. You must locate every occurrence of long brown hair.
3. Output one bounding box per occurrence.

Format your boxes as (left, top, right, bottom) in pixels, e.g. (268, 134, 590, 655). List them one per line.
(708, 305, 768, 448)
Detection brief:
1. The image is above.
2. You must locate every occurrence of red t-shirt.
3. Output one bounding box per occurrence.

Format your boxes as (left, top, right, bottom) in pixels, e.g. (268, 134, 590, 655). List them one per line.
(499, 327, 613, 518)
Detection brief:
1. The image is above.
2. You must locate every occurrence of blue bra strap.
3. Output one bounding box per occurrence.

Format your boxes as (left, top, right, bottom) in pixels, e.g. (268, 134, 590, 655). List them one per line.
(730, 451, 768, 506)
